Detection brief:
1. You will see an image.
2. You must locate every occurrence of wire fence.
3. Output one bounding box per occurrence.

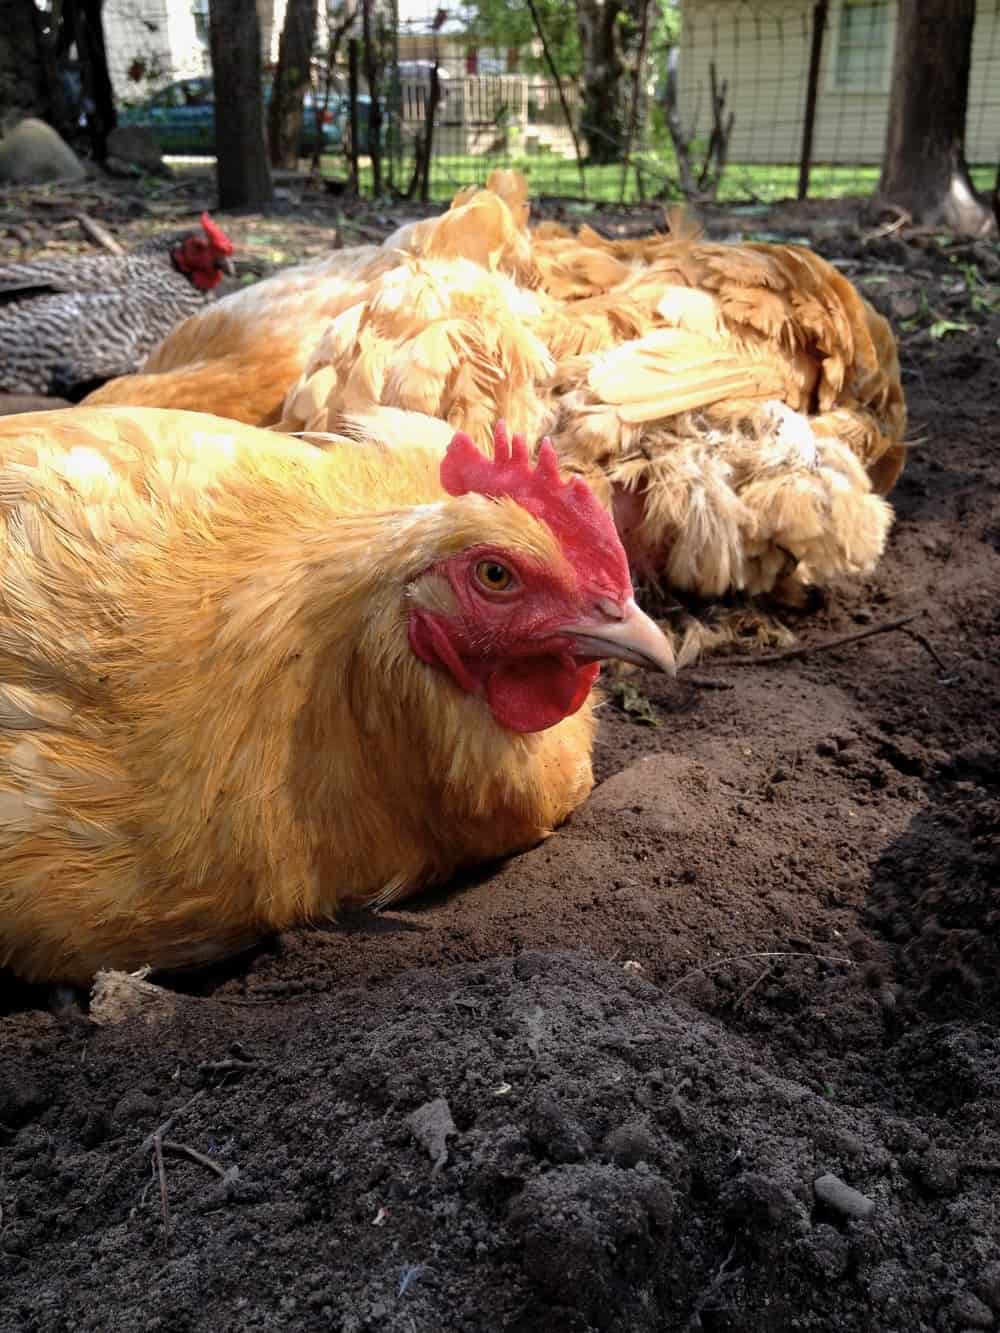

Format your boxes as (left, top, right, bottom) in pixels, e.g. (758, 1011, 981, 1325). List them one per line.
(100, 0, 1000, 205)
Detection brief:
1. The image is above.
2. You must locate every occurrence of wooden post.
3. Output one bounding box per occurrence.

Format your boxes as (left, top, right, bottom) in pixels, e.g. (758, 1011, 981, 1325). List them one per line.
(348, 36, 360, 194)
(419, 62, 441, 202)
(360, 0, 382, 196)
(797, 0, 828, 200)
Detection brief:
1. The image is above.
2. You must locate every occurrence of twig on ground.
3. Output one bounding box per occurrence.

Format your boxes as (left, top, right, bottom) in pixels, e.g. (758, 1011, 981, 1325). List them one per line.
(81, 1089, 206, 1216)
(151, 1130, 171, 1240)
(138, 1089, 206, 1157)
(197, 1057, 262, 1078)
(161, 1140, 228, 1178)
(901, 626, 951, 674)
(679, 673, 736, 691)
(148, 179, 199, 198)
(862, 205, 912, 243)
(733, 966, 774, 1011)
(665, 951, 855, 997)
(706, 613, 922, 667)
(683, 1242, 743, 1331)
(76, 213, 124, 255)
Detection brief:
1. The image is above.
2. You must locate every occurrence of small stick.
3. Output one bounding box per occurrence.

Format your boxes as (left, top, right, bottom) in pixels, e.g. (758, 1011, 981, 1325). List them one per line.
(76, 213, 125, 255)
(679, 673, 736, 691)
(665, 950, 855, 997)
(707, 613, 922, 667)
(138, 1089, 206, 1157)
(161, 1140, 228, 1178)
(901, 626, 950, 673)
(152, 1130, 171, 1240)
(198, 1057, 261, 1077)
(683, 1242, 742, 1331)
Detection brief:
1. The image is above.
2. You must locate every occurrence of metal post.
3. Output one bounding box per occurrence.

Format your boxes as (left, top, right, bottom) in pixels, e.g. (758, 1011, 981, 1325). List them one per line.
(348, 36, 360, 194)
(798, 0, 828, 200)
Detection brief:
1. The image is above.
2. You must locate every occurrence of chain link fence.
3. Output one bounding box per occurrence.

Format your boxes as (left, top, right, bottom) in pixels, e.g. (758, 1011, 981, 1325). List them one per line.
(311, 0, 999, 203)
(96, 0, 1000, 204)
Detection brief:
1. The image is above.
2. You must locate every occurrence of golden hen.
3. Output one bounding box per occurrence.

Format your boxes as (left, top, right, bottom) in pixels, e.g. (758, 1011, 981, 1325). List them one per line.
(0, 407, 672, 984)
(279, 174, 906, 603)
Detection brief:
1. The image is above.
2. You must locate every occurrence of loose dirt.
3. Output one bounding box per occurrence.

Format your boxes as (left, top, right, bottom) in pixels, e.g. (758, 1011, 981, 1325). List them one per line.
(1, 178, 998, 1333)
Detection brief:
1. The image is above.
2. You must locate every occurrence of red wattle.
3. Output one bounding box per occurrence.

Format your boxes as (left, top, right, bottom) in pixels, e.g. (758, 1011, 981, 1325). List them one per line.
(486, 656, 599, 733)
(191, 269, 223, 291)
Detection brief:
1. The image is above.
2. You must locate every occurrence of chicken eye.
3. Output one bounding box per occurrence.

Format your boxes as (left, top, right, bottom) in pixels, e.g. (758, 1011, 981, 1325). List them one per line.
(475, 560, 515, 592)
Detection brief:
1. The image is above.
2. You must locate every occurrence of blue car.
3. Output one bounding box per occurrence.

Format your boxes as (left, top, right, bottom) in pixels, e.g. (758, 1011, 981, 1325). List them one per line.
(118, 77, 346, 156)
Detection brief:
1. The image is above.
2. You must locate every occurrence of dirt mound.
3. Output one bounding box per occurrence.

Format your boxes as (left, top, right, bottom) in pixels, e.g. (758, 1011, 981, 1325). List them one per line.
(868, 746, 1000, 1015)
(1, 208, 999, 1333)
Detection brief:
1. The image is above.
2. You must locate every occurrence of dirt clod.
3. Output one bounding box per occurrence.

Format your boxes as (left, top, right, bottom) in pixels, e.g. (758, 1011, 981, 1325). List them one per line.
(813, 1172, 876, 1219)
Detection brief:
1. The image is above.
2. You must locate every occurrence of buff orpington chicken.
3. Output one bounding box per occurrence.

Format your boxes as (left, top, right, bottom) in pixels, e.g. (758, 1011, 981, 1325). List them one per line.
(281, 172, 906, 607)
(0, 407, 672, 985)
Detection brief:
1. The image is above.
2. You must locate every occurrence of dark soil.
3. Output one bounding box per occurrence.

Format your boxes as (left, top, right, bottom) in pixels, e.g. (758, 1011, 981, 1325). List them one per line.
(1, 177, 999, 1333)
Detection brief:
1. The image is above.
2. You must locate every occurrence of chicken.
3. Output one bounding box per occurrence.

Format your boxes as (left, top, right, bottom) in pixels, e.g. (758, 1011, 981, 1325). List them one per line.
(0, 214, 236, 401)
(279, 176, 906, 605)
(0, 407, 673, 984)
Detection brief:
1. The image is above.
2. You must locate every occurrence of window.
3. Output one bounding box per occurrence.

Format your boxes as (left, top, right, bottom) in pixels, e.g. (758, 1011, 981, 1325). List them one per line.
(833, 1, 891, 92)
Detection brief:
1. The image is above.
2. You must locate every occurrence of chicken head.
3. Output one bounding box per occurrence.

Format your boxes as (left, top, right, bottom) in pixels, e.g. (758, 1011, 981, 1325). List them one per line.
(172, 212, 237, 291)
(408, 421, 675, 733)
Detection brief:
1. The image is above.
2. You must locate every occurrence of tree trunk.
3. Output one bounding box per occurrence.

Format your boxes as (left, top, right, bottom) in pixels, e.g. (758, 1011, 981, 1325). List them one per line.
(877, 0, 995, 236)
(209, 0, 274, 207)
(0, 0, 45, 124)
(360, 0, 383, 195)
(0, 0, 72, 132)
(267, 0, 317, 169)
(575, 0, 627, 164)
(0, 0, 83, 140)
(65, 0, 117, 160)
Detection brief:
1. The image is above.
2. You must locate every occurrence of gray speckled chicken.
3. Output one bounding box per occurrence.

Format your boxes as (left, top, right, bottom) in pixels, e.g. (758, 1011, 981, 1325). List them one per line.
(0, 213, 235, 400)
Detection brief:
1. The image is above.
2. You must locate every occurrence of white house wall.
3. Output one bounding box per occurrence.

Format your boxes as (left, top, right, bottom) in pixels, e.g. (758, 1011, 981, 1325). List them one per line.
(102, 0, 206, 101)
(678, 0, 1000, 167)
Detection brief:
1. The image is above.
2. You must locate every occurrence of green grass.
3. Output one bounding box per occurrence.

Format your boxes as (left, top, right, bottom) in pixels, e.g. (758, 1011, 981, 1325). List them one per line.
(321, 150, 998, 207)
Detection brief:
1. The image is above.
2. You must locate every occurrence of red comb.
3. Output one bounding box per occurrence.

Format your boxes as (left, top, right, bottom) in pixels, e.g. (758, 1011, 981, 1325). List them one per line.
(200, 212, 234, 255)
(441, 421, 632, 596)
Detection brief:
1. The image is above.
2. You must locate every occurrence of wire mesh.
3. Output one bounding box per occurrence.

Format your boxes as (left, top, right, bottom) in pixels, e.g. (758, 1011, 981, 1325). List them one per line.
(101, 0, 1000, 203)
(312, 0, 999, 202)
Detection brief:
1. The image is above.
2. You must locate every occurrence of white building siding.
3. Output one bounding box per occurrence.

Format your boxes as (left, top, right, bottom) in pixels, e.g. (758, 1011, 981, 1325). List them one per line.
(678, 0, 1000, 166)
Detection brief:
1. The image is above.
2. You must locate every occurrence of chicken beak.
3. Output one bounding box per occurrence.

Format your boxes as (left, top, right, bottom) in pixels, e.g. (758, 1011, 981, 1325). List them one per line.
(561, 598, 676, 675)
(218, 256, 236, 276)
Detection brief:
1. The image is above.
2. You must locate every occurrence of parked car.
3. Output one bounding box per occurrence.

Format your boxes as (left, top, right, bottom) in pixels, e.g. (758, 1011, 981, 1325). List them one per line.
(118, 77, 343, 156)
